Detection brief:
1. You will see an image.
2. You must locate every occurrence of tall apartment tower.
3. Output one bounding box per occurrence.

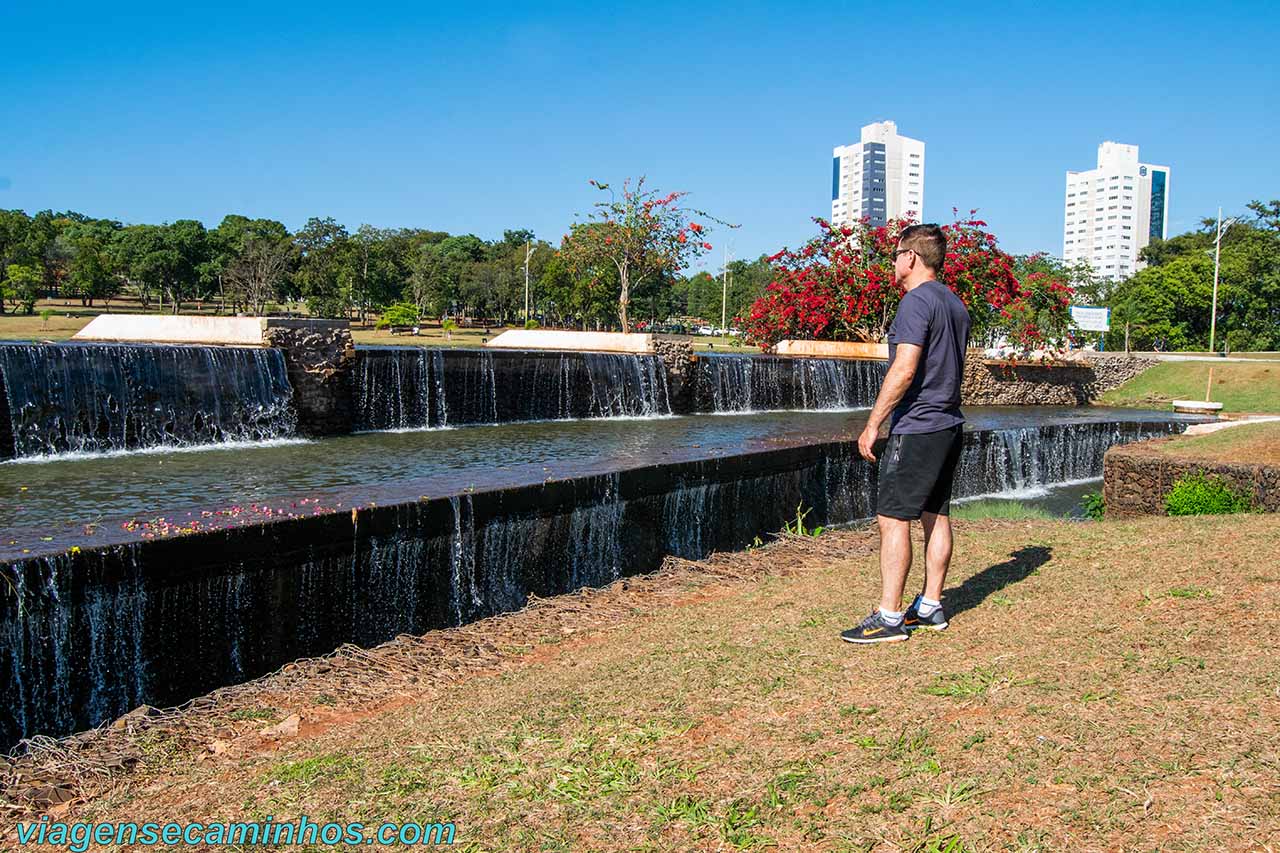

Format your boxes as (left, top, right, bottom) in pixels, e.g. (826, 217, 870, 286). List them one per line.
(831, 121, 925, 228)
(1063, 141, 1170, 281)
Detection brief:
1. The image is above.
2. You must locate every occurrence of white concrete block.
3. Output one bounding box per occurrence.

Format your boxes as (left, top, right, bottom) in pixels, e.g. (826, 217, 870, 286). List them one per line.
(73, 315, 268, 346)
(485, 329, 655, 354)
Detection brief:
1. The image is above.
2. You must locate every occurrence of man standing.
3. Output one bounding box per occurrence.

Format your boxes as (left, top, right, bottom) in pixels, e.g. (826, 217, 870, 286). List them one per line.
(842, 224, 971, 644)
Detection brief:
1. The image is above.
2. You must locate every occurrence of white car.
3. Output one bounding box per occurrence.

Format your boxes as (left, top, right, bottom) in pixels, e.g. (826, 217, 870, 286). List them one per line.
(697, 326, 714, 336)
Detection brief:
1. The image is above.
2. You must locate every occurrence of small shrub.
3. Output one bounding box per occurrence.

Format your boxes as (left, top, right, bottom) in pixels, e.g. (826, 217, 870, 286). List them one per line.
(376, 302, 420, 329)
(781, 503, 823, 537)
(1080, 491, 1105, 520)
(1164, 472, 1256, 516)
(524, 318, 539, 330)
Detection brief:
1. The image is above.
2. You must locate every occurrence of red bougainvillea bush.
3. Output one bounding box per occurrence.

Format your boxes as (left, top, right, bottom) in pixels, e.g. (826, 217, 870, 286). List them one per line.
(739, 213, 1073, 354)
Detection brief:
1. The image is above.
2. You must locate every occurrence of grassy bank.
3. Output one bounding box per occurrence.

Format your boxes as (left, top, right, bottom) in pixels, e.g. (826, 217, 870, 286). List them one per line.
(17, 514, 1276, 851)
(1154, 420, 1280, 466)
(1098, 360, 1280, 413)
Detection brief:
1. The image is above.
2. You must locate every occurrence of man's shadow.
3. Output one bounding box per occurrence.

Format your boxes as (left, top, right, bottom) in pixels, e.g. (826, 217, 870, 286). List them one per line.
(944, 546, 1052, 617)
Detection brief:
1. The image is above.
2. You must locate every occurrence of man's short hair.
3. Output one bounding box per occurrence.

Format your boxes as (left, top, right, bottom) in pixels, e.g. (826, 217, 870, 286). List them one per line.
(898, 224, 946, 274)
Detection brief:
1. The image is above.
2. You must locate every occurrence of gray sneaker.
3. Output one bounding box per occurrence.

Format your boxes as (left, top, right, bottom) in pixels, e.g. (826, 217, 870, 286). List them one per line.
(840, 609, 909, 644)
(903, 596, 949, 631)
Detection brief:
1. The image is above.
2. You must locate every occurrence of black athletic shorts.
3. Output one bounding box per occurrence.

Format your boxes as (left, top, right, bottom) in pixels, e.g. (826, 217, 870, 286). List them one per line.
(875, 425, 964, 520)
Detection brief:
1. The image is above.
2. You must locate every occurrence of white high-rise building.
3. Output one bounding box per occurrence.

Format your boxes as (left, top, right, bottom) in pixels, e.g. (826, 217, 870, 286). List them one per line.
(831, 121, 925, 228)
(1063, 141, 1170, 281)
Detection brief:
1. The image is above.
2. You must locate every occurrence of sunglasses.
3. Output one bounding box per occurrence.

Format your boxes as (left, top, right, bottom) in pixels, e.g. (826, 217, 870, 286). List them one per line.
(893, 248, 914, 258)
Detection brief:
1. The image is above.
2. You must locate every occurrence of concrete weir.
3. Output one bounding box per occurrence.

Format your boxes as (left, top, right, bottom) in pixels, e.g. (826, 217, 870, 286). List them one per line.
(0, 416, 1188, 748)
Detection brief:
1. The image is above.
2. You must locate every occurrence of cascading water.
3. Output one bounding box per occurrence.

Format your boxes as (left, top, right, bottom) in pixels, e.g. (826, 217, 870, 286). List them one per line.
(693, 354, 885, 413)
(0, 415, 1190, 748)
(954, 420, 1184, 497)
(567, 472, 624, 588)
(353, 347, 432, 431)
(0, 342, 295, 459)
(353, 348, 672, 430)
(2, 548, 151, 744)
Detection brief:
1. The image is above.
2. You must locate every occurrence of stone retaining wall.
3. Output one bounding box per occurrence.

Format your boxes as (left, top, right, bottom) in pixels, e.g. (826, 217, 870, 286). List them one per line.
(961, 354, 1155, 406)
(653, 337, 696, 412)
(1103, 440, 1280, 517)
(262, 319, 356, 436)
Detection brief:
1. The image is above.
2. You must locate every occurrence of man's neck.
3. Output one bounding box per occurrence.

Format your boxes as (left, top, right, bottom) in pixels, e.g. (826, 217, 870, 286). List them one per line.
(901, 273, 935, 293)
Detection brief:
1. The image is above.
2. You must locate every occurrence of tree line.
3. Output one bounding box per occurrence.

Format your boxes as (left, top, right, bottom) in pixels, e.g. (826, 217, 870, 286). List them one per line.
(1103, 200, 1280, 352)
(0, 209, 770, 328)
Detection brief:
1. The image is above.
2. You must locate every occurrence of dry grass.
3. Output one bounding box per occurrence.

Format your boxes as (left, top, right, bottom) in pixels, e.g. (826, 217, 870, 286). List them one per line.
(1153, 421, 1280, 467)
(5, 516, 1279, 851)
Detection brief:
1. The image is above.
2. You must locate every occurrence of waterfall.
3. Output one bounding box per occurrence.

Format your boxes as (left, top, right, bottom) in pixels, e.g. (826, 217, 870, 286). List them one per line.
(953, 420, 1182, 498)
(353, 347, 431, 431)
(448, 495, 479, 624)
(353, 348, 672, 430)
(2, 548, 150, 746)
(0, 342, 295, 459)
(0, 415, 1189, 748)
(567, 472, 624, 587)
(694, 355, 885, 413)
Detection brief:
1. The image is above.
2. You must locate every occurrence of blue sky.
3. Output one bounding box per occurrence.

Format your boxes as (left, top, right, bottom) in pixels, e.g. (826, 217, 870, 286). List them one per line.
(3, 0, 1277, 267)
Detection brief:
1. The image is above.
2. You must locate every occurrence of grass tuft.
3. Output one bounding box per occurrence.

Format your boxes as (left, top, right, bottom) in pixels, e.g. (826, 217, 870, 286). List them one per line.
(951, 500, 1052, 520)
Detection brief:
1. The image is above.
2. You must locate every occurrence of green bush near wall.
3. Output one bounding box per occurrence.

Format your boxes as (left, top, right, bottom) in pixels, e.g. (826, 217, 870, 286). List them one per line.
(1164, 472, 1257, 516)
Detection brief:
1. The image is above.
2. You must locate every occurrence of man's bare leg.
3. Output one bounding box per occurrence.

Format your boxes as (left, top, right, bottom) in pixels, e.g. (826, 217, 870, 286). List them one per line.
(918, 511, 953, 601)
(877, 514, 913, 612)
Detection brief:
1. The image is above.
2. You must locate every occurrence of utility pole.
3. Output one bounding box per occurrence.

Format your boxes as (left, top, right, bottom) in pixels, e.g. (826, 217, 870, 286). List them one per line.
(524, 239, 534, 325)
(721, 243, 732, 331)
(1208, 208, 1238, 355)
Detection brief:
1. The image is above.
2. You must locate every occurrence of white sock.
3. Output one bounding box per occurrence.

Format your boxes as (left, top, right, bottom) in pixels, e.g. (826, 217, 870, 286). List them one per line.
(879, 606, 904, 626)
(916, 595, 941, 617)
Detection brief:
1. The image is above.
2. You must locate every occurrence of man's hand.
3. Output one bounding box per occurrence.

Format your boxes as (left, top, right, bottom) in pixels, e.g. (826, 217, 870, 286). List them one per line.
(858, 423, 880, 462)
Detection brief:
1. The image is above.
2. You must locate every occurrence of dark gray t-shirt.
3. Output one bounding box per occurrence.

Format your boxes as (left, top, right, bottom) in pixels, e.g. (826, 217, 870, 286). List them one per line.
(886, 280, 971, 434)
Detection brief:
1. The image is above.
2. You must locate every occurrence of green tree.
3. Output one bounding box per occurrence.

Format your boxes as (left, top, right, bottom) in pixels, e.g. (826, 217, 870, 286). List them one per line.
(1107, 200, 1280, 351)
(293, 217, 352, 317)
(108, 222, 209, 313)
(210, 215, 294, 312)
(1108, 254, 1214, 350)
(350, 224, 405, 323)
(3, 263, 43, 314)
(560, 178, 732, 332)
(64, 235, 118, 306)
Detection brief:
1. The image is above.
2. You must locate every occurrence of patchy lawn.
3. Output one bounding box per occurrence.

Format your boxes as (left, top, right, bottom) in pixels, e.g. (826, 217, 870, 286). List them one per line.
(1154, 421, 1280, 467)
(5, 515, 1279, 851)
(1099, 361, 1280, 414)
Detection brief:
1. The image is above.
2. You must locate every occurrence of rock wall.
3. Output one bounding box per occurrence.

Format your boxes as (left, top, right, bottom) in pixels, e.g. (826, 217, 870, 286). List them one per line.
(263, 319, 356, 436)
(961, 354, 1156, 406)
(654, 337, 696, 413)
(1103, 440, 1280, 517)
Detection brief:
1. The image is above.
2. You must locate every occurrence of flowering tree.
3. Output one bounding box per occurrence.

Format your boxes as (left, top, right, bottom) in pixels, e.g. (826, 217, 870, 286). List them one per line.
(739, 213, 1073, 354)
(560, 177, 730, 332)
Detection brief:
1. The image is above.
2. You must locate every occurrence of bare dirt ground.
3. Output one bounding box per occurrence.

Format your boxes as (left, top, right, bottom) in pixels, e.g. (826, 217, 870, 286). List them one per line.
(4, 515, 1279, 851)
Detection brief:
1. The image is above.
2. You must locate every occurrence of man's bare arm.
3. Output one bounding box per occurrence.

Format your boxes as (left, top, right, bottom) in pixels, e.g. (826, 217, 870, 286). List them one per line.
(857, 343, 922, 461)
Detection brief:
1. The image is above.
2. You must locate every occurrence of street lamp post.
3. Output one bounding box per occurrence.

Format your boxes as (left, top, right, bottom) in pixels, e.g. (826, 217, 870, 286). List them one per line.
(1208, 207, 1239, 355)
(720, 244, 731, 330)
(524, 239, 534, 325)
